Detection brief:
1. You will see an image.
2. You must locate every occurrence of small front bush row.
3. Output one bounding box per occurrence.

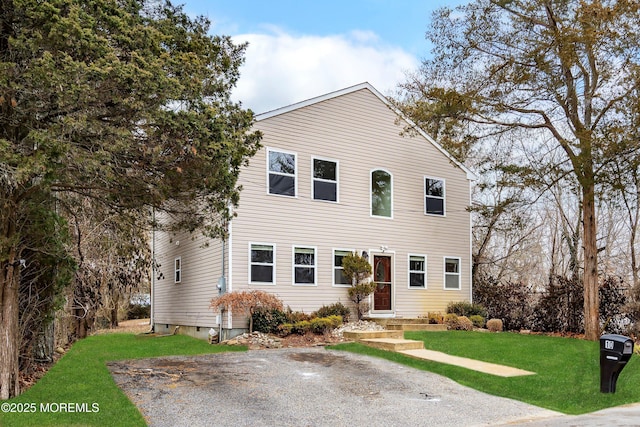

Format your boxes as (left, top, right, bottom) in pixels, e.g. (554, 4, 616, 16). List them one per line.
(444, 313, 474, 331)
(446, 301, 488, 318)
(253, 305, 347, 335)
(443, 313, 503, 331)
(313, 302, 351, 322)
(277, 315, 343, 336)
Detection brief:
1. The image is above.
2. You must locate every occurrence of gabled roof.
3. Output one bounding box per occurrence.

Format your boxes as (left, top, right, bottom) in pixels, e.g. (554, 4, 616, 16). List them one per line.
(255, 82, 477, 181)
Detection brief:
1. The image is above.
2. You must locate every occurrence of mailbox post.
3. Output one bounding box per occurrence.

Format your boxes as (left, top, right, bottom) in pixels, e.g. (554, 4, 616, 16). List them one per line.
(600, 334, 634, 393)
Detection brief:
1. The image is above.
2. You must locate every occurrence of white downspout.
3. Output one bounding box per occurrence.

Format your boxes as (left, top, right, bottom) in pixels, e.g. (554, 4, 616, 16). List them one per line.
(150, 207, 156, 332)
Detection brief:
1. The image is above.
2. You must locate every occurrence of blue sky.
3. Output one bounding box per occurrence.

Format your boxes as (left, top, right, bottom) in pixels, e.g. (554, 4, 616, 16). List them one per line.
(180, 0, 469, 113)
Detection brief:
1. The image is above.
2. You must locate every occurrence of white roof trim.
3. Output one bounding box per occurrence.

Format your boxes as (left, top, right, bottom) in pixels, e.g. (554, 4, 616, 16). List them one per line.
(255, 82, 478, 181)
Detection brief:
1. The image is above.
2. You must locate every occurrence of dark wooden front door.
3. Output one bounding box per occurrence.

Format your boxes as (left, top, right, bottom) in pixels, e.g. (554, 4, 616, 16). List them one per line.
(373, 255, 392, 311)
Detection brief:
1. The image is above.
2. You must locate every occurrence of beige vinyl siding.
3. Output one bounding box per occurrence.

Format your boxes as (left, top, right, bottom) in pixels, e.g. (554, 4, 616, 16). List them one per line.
(230, 87, 472, 317)
(153, 226, 223, 327)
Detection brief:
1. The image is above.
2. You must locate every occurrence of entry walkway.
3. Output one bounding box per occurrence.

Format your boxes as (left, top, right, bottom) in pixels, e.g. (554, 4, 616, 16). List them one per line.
(345, 330, 536, 377)
(400, 348, 536, 377)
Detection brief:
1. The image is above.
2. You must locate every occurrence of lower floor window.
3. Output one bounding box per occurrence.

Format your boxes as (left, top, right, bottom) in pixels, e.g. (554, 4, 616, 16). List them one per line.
(333, 250, 353, 286)
(409, 255, 426, 288)
(444, 257, 461, 289)
(250, 244, 274, 284)
(294, 246, 316, 285)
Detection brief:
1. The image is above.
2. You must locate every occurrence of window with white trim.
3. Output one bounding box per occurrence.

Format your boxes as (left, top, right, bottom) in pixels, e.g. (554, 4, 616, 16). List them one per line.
(444, 257, 461, 289)
(268, 149, 296, 196)
(293, 246, 316, 285)
(371, 169, 392, 217)
(425, 177, 445, 215)
(250, 244, 275, 284)
(313, 158, 338, 202)
(333, 249, 353, 286)
(409, 255, 426, 288)
(174, 257, 181, 283)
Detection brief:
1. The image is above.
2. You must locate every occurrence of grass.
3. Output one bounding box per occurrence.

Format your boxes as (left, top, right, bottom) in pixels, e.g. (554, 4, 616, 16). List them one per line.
(329, 331, 640, 415)
(1, 334, 246, 427)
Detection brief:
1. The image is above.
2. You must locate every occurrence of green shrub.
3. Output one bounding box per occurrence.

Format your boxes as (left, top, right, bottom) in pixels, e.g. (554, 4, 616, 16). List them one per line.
(342, 252, 374, 320)
(315, 302, 351, 322)
(487, 318, 504, 332)
(444, 313, 460, 330)
(252, 308, 287, 334)
(348, 282, 377, 320)
(458, 316, 474, 331)
(326, 315, 343, 328)
(277, 323, 293, 336)
(469, 315, 486, 328)
(446, 301, 487, 318)
(292, 320, 311, 335)
(310, 317, 333, 334)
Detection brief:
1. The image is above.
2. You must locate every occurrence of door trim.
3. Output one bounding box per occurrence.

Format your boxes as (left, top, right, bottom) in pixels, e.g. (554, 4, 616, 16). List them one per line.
(370, 251, 395, 316)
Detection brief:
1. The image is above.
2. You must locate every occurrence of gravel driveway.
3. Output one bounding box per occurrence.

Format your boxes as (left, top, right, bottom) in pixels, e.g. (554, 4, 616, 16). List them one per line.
(109, 347, 560, 427)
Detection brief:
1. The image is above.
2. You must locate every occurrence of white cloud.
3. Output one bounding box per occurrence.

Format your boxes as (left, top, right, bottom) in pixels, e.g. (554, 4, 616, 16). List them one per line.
(230, 28, 418, 113)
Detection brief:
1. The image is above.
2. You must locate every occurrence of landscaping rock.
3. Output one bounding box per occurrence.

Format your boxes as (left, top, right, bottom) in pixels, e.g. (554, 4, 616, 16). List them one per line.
(231, 332, 284, 349)
(331, 320, 385, 339)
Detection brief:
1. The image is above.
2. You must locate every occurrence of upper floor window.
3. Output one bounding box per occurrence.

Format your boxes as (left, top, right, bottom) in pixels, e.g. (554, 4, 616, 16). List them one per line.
(250, 243, 275, 284)
(293, 246, 316, 285)
(444, 257, 461, 290)
(425, 177, 445, 215)
(268, 149, 296, 196)
(371, 169, 392, 218)
(313, 158, 338, 202)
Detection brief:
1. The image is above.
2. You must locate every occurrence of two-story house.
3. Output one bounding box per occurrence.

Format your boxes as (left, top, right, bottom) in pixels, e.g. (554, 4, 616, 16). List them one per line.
(152, 83, 476, 339)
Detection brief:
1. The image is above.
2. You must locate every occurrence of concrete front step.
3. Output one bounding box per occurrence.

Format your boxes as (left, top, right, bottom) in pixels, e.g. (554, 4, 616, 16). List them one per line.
(359, 338, 425, 351)
(386, 324, 447, 331)
(342, 330, 403, 340)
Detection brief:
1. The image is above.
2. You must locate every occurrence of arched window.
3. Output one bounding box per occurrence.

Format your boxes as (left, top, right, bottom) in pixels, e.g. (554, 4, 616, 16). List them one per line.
(371, 169, 392, 218)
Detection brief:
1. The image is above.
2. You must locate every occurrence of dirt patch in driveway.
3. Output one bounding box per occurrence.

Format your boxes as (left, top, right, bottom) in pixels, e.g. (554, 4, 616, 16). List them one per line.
(109, 348, 559, 427)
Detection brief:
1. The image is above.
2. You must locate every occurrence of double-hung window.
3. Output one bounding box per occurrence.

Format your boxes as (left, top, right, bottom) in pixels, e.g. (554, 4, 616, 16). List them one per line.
(268, 149, 296, 196)
(444, 257, 461, 290)
(409, 255, 426, 288)
(250, 244, 275, 284)
(293, 246, 316, 285)
(333, 249, 353, 286)
(313, 158, 338, 202)
(425, 177, 445, 215)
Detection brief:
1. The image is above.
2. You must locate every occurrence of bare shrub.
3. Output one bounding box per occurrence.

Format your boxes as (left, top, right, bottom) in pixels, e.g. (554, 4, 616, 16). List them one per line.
(457, 316, 474, 331)
(211, 290, 283, 333)
(444, 313, 460, 330)
(487, 318, 503, 332)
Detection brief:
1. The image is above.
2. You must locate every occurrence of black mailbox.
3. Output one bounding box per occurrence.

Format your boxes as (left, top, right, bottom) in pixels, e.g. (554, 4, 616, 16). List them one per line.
(600, 334, 634, 393)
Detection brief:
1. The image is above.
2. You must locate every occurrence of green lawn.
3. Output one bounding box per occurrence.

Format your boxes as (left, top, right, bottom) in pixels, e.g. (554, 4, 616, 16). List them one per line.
(4, 330, 637, 425)
(330, 331, 640, 415)
(1, 334, 246, 427)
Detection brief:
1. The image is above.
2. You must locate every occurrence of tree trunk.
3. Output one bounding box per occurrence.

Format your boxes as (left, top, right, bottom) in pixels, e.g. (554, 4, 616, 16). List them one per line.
(75, 308, 88, 339)
(33, 321, 54, 363)
(110, 292, 119, 328)
(1, 261, 21, 400)
(583, 182, 600, 341)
